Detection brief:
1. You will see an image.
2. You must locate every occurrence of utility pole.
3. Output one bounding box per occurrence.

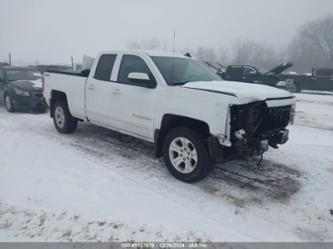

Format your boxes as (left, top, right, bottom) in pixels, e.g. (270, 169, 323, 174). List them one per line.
(71, 56, 74, 71)
(172, 30, 176, 56)
(8, 53, 12, 65)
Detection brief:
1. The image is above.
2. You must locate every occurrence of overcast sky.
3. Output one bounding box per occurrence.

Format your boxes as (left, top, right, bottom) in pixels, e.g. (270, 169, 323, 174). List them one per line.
(1, 0, 333, 64)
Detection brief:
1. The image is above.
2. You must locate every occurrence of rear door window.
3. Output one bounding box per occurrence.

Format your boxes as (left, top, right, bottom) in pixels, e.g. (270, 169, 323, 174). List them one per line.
(94, 54, 117, 81)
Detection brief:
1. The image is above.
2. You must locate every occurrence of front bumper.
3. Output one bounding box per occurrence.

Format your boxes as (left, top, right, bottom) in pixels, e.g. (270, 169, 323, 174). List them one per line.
(208, 128, 289, 162)
(11, 92, 47, 110)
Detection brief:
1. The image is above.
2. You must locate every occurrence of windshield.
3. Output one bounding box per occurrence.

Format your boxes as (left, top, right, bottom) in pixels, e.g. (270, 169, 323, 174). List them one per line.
(255, 65, 268, 75)
(151, 56, 221, 85)
(6, 69, 42, 81)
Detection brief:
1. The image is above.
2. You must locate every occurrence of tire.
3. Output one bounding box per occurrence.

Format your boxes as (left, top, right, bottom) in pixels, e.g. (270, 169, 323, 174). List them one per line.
(51, 100, 77, 134)
(162, 127, 213, 183)
(4, 93, 15, 113)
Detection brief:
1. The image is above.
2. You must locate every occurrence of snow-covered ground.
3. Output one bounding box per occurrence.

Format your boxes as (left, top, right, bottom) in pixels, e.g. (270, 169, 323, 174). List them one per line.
(0, 93, 332, 242)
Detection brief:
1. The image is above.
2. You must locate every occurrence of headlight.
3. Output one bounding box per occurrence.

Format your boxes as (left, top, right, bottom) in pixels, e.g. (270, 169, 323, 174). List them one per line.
(13, 88, 30, 96)
(276, 81, 287, 87)
(289, 102, 296, 125)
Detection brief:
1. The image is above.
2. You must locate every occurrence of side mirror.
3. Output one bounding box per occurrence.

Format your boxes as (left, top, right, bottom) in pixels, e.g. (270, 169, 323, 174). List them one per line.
(128, 72, 155, 88)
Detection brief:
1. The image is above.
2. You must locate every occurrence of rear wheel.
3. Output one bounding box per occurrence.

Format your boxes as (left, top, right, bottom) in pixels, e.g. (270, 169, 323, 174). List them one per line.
(4, 93, 15, 113)
(52, 100, 77, 133)
(163, 127, 212, 183)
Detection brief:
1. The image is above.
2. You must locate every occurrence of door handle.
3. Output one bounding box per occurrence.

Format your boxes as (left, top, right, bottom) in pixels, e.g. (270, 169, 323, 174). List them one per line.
(112, 89, 120, 94)
(242, 76, 247, 79)
(87, 84, 95, 90)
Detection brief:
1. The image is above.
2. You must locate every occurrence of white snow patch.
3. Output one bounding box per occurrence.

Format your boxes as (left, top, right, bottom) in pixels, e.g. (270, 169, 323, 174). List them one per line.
(0, 93, 332, 241)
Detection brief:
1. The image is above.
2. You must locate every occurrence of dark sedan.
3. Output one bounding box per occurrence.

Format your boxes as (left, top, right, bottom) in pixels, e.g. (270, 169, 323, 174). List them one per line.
(0, 66, 47, 112)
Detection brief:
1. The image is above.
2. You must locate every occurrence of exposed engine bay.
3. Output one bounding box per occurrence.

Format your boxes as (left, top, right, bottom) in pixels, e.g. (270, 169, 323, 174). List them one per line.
(230, 101, 292, 151)
(208, 100, 294, 162)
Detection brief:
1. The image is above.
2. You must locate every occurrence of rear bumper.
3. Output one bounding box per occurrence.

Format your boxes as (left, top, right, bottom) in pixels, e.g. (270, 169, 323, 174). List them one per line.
(208, 128, 289, 162)
(11, 93, 47, 110)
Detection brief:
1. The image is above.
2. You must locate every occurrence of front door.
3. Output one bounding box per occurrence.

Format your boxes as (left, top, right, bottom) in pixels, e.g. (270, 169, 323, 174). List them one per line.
(109, 54, 157, 141)
(242, 66, 258, 83)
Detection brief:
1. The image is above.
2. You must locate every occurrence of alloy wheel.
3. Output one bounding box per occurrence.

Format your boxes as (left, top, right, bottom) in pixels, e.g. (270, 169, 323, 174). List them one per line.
(168, 137, 198, 174)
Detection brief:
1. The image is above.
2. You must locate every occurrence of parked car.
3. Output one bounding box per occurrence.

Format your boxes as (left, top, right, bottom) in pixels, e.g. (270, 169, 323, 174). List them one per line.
(0, 66, 47, 112)
(286, 68, 333, 92)
(220, 63, 299, 92)
(44, 50, 295, 182)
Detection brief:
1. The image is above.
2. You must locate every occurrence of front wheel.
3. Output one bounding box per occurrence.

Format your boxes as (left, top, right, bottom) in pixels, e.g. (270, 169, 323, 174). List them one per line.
(52, 100, 78, 134)
(162, 127, 213, 183)
(4, 93, 15, 113)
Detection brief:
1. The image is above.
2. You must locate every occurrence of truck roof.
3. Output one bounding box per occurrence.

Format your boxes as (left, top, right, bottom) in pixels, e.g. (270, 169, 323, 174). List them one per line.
(100, 50, 188, 58)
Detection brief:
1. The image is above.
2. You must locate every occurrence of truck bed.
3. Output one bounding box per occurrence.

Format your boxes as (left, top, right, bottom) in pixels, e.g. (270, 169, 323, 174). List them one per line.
(43, 71, 88, 120)
(46, 70, 89, 78)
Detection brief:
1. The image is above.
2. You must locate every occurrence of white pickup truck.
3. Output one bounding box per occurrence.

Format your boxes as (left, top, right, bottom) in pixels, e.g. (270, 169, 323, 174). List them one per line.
(43, 50, 295, 182)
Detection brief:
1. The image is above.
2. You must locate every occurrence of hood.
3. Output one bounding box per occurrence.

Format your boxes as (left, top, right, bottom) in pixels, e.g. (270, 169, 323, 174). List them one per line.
(9, 80, 43, 92)
(183, 81, 293, 102)
(265, 62, 293, 76)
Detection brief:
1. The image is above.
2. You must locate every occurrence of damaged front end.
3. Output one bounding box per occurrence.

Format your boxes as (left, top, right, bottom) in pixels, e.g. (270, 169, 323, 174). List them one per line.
(209, 100, 294, 162)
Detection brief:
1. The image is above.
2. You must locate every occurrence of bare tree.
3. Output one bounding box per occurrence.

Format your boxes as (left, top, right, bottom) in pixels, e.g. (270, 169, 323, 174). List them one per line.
(194, 46, 217, 63)
(232, 39, 257, 64)
(216, 47, 229, 66)
(287, 15, 333, 73)
(231, 39, 281, 69)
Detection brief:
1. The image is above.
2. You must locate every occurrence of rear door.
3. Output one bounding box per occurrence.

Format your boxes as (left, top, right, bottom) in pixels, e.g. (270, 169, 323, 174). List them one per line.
(85, 54, 117, 125)
(108, 53, 157, 141)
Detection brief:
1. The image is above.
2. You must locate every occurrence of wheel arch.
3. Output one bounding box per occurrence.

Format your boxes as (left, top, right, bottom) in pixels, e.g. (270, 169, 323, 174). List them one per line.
(154, 114, 211, 158)
(50, 90, 68, 118)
